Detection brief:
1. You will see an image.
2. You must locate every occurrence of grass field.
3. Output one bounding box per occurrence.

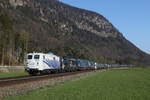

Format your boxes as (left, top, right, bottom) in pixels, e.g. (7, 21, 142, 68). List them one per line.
(0, 72, 29, 78)
(3, 68, 150, 100)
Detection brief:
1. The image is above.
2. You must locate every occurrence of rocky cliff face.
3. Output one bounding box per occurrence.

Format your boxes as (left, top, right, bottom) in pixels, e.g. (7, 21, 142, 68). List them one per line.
(0, 0, 150, 66)
(1, 0, 120, 37)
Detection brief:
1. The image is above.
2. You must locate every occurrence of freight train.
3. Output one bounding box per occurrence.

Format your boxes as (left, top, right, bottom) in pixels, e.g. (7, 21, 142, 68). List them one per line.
(25, 52, 131, 75)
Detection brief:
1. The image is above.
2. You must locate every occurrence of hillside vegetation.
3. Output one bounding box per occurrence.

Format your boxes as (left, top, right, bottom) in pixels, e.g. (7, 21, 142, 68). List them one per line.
(0, 0, 150, 66)
(0, 12, 28, 65)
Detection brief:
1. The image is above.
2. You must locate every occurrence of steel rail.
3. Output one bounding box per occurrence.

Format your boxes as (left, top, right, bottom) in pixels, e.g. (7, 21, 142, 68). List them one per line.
(0, 70, 93, 87)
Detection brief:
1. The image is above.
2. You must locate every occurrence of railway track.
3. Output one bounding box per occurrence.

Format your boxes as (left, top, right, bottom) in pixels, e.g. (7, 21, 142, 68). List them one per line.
(0, 71, 92, 87)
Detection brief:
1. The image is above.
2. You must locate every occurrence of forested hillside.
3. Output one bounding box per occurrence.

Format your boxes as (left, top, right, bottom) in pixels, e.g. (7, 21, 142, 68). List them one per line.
(0, 0, 150, 66)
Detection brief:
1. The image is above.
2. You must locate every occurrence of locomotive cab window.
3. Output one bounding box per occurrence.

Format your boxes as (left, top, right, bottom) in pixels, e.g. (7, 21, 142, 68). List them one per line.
(28, 55, 32, 59)
(34, 55, 40, 59)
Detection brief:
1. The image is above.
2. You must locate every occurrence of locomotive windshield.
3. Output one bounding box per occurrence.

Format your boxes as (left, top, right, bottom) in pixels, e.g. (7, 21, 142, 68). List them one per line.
(28, 55, 32, 59)
(34, 55, 40, 59)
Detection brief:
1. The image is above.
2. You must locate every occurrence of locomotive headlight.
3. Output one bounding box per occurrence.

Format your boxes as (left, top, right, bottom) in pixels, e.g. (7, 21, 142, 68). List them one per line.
(37, 62, 39, 66)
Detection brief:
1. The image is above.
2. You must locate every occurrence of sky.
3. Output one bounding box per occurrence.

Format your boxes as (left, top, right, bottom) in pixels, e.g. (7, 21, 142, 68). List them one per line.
(60, 0, 150, 54)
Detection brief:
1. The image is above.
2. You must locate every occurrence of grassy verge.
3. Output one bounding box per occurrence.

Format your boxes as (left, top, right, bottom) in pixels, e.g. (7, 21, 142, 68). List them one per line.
(3, 68, 150, 100)
(0, 72, 29, 78)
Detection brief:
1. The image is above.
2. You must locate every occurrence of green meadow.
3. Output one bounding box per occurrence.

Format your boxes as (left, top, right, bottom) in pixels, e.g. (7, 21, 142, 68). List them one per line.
(0, 72, 29, 78)
(3, 68, 150, 100)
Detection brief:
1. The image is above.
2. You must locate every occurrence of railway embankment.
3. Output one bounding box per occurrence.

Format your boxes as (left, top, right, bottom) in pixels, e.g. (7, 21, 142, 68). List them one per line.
(0, 70, 104, 99)
(1, 68, 150, 100)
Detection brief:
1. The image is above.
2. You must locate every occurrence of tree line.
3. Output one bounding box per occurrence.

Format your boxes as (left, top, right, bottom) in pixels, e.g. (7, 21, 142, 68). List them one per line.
(0, 12, 29, 66)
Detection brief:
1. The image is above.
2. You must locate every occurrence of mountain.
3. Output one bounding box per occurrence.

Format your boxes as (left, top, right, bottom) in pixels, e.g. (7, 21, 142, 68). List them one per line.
(0, 0, 150, 66)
